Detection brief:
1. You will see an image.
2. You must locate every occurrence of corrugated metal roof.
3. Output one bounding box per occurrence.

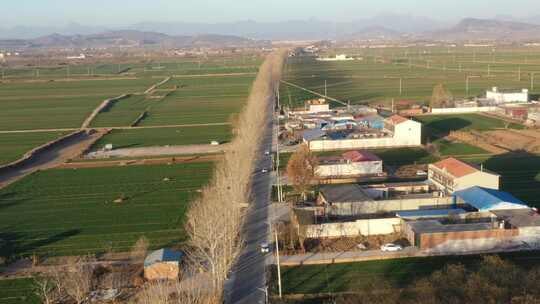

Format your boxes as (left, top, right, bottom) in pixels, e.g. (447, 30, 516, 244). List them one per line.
(408, 220, 493, 234)
(396, 208, 466, 219)
(385, 115, 408, 125)
(454, 186, 528, 212)
(144, 248, 183, 267)
(320, 184, 373, 203)
(342, 150, 381, 162)
(302, 129, 326, 141)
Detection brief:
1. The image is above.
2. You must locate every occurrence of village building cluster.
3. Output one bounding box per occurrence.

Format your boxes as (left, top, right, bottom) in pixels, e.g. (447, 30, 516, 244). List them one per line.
(281, 94, 540, 255)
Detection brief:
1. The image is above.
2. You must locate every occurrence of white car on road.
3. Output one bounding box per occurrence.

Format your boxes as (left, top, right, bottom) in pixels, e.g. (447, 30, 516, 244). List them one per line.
(380, 243, 403, 252)
(260, 242, 270, 253)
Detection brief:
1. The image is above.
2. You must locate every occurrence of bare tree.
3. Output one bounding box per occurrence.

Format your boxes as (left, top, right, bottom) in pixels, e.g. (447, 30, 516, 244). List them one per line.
(184, 50, 287, 303)
(430, 83, 454, 108)
(286, 144, 318, 201)
(51, 255, 96, 304)
(131, 236, 149, 264)
(32, 274, 59, 304)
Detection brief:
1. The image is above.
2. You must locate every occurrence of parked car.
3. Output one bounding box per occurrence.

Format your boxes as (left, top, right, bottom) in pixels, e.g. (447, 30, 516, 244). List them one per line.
(264, 150, 271, 155)
(261, 168, 269, 173)
(356, 243, 367, 250)
(260, 242, 270, 253)
(416, 170, 428, 176)
(380, 243, 403, 252)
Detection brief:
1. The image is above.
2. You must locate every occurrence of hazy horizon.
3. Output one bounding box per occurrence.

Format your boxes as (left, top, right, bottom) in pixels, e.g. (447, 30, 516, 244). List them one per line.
(3, 0, 540, 28)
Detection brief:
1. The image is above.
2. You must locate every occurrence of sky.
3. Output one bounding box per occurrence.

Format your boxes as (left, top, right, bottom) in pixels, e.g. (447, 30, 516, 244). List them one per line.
(3, 0, 539, 27)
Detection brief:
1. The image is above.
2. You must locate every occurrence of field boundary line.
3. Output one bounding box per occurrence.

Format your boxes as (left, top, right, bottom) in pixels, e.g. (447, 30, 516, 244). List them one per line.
(281, 79, 348, 106)
(82, 94, 130, 129)
(171, 72, 257, 78)
(0, 122, 232, 134)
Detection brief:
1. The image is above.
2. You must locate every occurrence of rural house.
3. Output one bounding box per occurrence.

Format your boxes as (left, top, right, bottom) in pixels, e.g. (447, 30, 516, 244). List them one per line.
(428, 158, 500, 194)
(144, 248, 183, 281)
(316, 150, 383, 178)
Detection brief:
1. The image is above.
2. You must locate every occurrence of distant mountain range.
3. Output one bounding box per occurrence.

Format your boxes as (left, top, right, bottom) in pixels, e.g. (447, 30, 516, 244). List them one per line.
(0, 31, 268, 49)
(2, 15, 540, 45)
(0, 14, 448, 41)
(426, 18, 540, 41)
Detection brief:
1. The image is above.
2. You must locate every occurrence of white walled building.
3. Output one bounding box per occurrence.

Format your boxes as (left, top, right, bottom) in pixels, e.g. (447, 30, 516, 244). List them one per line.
(486, 87, 529, 104)
(316, 54, 355, 61)
(428, 158, 500, 195)
(306, 115, 422, 151)
(316, 150, 383, 178)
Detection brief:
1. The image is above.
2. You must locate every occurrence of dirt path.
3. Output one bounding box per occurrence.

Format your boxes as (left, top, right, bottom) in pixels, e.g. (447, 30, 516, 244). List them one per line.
(172, 72, 257, 78)
(280, 79, 348, 106)
(0, 130, 107, 189)
(60, 154, 221, 169)
(0, 122, 231, 134)
(86, 143, 228, 159)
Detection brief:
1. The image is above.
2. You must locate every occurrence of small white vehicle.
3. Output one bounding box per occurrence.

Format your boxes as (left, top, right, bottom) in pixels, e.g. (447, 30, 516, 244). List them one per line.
(264, 150, 271, 155)
(380, 243, 403, 252)
(416, 170, 428, 176)
(260, 242, 270, 253)
(261, 168, 268, 173)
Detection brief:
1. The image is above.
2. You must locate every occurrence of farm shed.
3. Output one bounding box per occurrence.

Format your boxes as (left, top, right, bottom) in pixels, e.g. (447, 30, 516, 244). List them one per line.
(317, 184, 452, 217)
(428, 157, 500, 194)
(453, 186, 529, 212)
(144, 248, 183, 281)
(492, 209, 540, 239)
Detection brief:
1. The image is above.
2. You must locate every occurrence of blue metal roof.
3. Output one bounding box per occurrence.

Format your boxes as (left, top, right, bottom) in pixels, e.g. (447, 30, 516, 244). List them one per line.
(144, 248, 183, 267)
(453, 186, 528, 212)
(396, 208, 466, 219)
(302, 129, 326, 141)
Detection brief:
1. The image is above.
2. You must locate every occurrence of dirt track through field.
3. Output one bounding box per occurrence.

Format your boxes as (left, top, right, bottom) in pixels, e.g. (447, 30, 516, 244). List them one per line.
(281, 79, 348, 106)
(86, 143, 228, 159)
(0, 130, 107, 189)
(60, 154, 221, 169)
(0, 122, 231, 134)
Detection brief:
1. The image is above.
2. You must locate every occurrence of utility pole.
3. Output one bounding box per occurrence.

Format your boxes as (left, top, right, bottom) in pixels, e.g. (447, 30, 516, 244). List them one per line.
(324, 80, 327, 97)
(466, 75, 480, 96)
(275, 228, 282, 299)
(531, 72, 535, 91)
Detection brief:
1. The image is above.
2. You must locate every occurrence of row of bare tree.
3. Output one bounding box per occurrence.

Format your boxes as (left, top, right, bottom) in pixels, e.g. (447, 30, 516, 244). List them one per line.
(138, 50, 287, 303)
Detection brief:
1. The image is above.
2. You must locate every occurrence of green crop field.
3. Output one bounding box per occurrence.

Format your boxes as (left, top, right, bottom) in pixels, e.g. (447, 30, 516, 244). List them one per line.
(0, 78, 156, 131)
(282, 47, 540, 108)
(138, 75, 254, 126)
(0, 279, 38, 304)
(274, 251, 540, 296)
(0, 131, 68, 165)
(91, 125, 232, 150)
(90, 94, 153, 127)
(415, 113, 523, 135)
(0, 163, 212, 259)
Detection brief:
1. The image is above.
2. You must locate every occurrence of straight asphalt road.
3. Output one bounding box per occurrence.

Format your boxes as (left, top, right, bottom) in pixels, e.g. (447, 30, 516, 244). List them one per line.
(225, 96, 275, 304)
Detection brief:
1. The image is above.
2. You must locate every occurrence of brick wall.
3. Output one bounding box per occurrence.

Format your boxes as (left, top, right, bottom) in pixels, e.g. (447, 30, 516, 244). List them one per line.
(419, 229, 519, 250)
